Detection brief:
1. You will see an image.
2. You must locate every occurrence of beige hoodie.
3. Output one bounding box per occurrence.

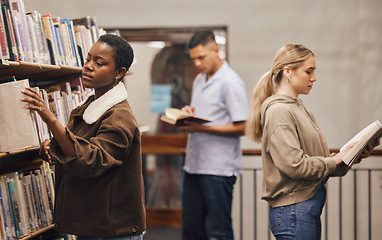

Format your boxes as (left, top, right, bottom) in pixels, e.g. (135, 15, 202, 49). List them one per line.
(260, 94, 349, 207)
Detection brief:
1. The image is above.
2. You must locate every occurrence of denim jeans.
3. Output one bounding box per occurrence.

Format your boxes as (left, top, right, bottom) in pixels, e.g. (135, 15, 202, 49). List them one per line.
(77, 234, 143, 240)
(182, 171, 237, 240)
(269, 183, 326, 240)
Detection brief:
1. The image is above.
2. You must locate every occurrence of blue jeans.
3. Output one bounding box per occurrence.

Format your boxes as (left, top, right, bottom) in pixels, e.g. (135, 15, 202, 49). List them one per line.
(182, 171, 236, 240)
(77, 234, 143, 240)
(269, 183, 326, 240)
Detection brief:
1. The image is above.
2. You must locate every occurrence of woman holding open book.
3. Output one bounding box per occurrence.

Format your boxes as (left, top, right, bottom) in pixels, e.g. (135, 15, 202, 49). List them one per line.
(21, 34, 145, 240)
(245, 43, 380, 240)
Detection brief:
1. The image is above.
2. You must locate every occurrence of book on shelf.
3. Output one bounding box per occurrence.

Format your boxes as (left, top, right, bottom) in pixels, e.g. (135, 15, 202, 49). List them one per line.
(41, 14, 60, 65)
(1, 4, 18, 61)
(340, 120, 382, 166)
(0, 175, 16, 240)
(26, 11, 51, 65)
(0, 162, 55, 239)
(160, 107, 210, 126)
(3, 172, 30, 238)
(0, 6, 10, 60)
(0, 79, 40, 153)
(0, 75, 15, 83)
(8, 0, 33, 62)
(0, 0, 103, 67)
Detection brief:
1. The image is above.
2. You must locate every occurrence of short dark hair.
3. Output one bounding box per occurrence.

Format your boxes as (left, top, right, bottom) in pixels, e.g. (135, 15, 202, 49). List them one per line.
(187, 30, 215, 49)
(98, 34, 134, 70)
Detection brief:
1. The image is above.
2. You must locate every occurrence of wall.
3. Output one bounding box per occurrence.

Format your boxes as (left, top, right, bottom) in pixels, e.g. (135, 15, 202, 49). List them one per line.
(24, 0, 382, 238)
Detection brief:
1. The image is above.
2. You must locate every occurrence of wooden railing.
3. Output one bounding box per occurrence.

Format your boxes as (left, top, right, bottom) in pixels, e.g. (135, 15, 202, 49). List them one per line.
(141, 134, 382, 231)
(141, 133, 382, 156)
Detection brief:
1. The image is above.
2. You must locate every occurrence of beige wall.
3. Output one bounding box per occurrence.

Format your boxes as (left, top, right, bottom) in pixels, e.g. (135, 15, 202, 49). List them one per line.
(24, 0, 382, 150)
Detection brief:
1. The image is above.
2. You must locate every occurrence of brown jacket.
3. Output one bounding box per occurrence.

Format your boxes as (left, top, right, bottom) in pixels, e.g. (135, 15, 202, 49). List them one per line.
(260, 95, 349, 207)
(50, 82, 145, 237)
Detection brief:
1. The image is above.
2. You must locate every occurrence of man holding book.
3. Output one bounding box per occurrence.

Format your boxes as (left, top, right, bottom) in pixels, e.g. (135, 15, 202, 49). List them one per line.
(178, 30, 248, 240)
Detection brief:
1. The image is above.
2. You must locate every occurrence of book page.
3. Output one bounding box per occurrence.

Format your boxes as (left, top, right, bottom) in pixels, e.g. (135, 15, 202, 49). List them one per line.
(165, 108, 191, 120)
(340, 122, 376, 152)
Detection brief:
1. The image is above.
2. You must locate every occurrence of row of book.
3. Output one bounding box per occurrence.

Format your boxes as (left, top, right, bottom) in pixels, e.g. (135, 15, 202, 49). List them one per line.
(0, 161, 54, 240)
(0, 77, 90, 153)
(0, 0, 104, 66)
(35, 77, 92, 142)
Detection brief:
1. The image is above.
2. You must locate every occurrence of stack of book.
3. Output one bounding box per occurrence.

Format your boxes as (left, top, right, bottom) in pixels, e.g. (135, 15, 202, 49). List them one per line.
(0, 0, 105, 67)
(0, 161, 54, 240)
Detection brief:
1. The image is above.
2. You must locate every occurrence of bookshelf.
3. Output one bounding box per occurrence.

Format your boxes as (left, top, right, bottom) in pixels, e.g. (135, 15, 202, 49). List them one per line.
(0, 2, 101, 239)
(0, 62, 82, 240)
(0, 61, 81, 81)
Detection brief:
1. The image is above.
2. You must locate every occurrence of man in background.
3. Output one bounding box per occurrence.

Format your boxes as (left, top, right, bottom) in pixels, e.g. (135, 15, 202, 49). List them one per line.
(179, 30, 248, 240)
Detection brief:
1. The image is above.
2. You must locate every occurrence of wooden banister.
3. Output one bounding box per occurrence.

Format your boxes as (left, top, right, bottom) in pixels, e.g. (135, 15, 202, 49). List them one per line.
(141, 134, 382, 156)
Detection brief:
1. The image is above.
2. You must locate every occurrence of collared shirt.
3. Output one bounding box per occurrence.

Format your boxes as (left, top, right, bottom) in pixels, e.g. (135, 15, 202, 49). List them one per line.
(184, 61, 248, 176)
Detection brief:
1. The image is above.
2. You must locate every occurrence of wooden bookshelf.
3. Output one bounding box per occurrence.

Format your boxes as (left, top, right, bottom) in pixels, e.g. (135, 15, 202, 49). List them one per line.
(19, 224, 55, 240)
(0, 61, 82, 81)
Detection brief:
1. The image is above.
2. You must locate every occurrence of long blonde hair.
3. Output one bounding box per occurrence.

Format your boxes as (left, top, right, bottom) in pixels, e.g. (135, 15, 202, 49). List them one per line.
(246, 44, 314, 142)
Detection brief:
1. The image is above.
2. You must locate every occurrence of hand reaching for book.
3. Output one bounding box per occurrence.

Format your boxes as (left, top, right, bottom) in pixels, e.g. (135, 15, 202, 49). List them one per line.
(39, 139, 52, 164)
(21, 86, 56, 124)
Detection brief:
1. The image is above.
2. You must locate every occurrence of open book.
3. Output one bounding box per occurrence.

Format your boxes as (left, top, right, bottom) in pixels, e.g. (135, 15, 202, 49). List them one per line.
(160, 108, 210, 126)
(340, 120, 382, 166)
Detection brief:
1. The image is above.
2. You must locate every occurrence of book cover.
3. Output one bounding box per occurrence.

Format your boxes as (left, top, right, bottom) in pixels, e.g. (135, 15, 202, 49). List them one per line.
(160, 108, 210, 126)
(340, 120, 382, 166)
(0, 79, 40, 153)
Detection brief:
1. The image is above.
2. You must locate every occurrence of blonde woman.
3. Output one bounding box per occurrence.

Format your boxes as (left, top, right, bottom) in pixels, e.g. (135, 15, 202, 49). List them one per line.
(246, 44, 379, 240)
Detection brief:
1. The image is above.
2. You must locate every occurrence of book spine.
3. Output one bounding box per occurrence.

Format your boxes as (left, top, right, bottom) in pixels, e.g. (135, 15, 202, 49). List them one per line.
(9, 9, 25, 62)
(11, 173, 29, 236)
(18, 173, 36, 232)
(1, 6, 17, 61)
(0, 180, 10, 240)
(52, 18, 66, 66)
(0, 7, 9, 60)
(6, 179, 22, 238)
(24, 173, 41, 229)
(68, 20, 81, 67)
(23, 173, 39, 231)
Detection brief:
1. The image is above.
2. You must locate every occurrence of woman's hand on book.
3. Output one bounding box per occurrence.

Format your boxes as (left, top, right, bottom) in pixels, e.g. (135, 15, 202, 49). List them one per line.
(355, 137, 381, 164)
(333, 141, 357, 166)
(21, 87, 56, 124)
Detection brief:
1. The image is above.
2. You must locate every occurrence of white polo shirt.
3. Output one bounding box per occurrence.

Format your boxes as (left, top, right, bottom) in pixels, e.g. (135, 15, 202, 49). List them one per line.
(183, 61, 248, 176)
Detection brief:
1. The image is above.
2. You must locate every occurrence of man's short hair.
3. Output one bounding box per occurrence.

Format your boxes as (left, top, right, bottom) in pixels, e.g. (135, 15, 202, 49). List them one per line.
(188, 30, 215, 49)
